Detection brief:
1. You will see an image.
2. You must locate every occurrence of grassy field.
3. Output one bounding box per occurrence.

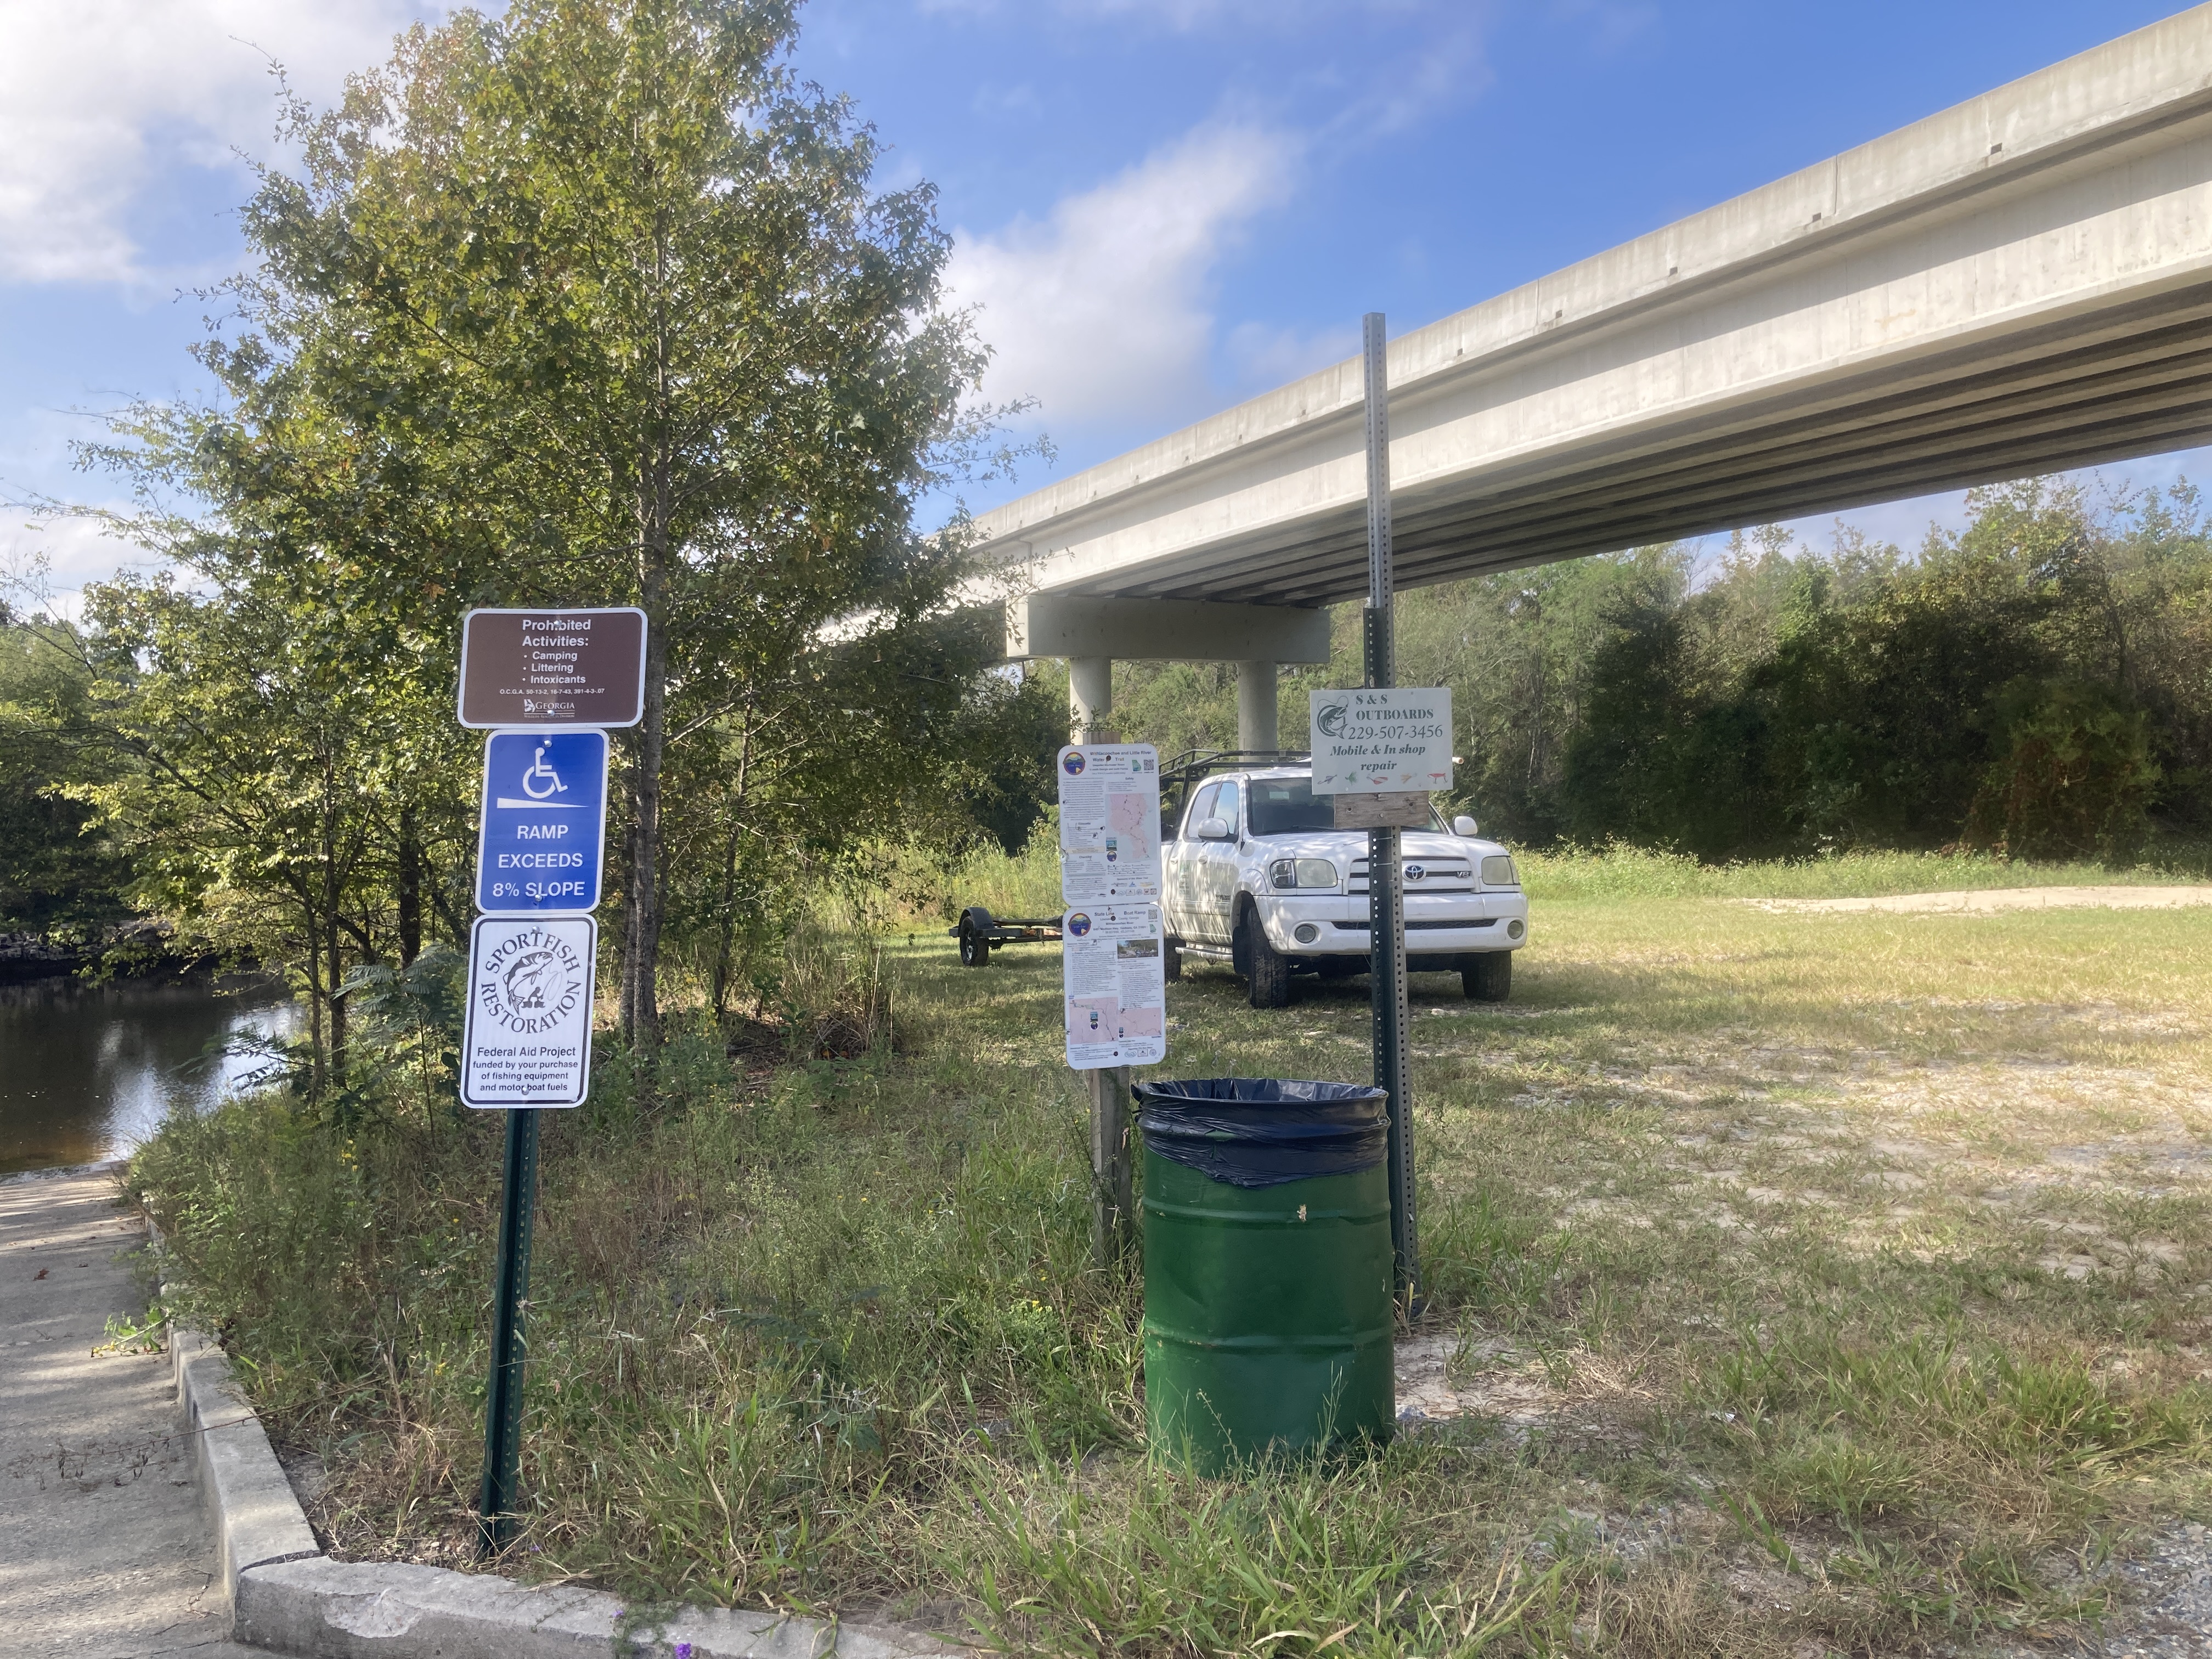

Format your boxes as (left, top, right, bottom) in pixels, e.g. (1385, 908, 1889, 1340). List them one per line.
(131, 855, 2212, 1656)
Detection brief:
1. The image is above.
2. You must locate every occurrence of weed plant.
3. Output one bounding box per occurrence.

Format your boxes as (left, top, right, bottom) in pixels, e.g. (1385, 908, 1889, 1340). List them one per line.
(131, 854, 2212, 1655)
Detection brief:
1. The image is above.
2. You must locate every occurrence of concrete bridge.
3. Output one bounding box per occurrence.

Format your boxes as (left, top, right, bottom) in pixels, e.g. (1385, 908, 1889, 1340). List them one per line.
(985, 4, 2212, 747)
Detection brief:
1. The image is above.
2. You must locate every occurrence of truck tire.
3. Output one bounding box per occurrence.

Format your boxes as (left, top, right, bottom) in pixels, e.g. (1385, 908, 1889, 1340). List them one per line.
(1462, 951, 1511, 1002)
(1242, 906, 1293, 1009)
(1163, 936, 1183, 981)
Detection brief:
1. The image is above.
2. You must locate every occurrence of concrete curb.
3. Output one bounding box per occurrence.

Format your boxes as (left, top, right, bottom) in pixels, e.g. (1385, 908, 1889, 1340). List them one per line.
(235, 1559, 946, 1658)
(159, 1273, 957, 1655)
(174, 1323, 323, 1603)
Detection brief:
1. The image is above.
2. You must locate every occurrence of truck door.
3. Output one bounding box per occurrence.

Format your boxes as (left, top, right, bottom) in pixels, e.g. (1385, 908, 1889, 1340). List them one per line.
(1165, 782, 1216, 943)
(1195, 780, 1242, 945)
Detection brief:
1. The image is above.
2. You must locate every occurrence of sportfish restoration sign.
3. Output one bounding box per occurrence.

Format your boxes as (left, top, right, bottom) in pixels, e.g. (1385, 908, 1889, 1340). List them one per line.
(461, 916, 598, 1107)
(1308, 687, 1454, 794)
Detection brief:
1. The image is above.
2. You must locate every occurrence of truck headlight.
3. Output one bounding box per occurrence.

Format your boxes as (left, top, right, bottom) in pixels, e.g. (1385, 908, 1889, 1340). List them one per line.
(1481, 855, 1519, 887)
(1269, 859, 1339, 890)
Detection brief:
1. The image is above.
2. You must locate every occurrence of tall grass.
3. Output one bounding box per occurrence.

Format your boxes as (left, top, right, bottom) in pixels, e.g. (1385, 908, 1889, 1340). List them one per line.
(129, 870, 2212, 1656)
(936, 814, 1063, 921)
(1519, 841, 2207, 901)
(933, 818, 2210, 918)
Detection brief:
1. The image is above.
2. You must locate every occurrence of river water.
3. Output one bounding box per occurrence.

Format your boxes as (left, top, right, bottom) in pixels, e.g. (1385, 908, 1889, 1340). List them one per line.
(0, 975, 302, 1175)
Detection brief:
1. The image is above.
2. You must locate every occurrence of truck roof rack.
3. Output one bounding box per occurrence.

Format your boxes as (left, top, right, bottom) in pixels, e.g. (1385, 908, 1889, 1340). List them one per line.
(1158, 748, 1312, 789)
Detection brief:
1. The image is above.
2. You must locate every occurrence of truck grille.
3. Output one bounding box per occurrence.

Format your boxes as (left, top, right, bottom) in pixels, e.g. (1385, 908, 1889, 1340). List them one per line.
(1346, 860, 1474, 894)
(1332, 918, 1497, 930)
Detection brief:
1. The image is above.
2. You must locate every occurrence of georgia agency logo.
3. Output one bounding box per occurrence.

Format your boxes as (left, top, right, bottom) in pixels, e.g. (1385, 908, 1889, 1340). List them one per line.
(1063, 751, 1087, 775)
(476, 927, 588, 1036)
(1066, 912, 1092, 938)
(1315, 700, 1350, 738)
(1405, 864, 1426, 882)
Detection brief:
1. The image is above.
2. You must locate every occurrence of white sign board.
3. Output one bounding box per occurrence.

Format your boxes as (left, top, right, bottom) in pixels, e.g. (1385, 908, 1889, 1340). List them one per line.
(1308, 687, 1454, 794)
(1057, 744, 1161, 904)
(461, 916, 597, 1108)
(1062, 905, 1167, 1069)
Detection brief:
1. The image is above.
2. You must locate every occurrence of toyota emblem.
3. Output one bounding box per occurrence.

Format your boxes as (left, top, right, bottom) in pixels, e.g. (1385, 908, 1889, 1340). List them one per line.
(1405, 864, 1425, 881)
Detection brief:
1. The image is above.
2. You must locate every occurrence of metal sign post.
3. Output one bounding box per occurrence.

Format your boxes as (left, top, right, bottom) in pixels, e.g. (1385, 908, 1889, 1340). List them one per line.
(477, 1105, 539, 1550)
(458, 606, 643, 1558)
(1361, 312, 1419, 1306)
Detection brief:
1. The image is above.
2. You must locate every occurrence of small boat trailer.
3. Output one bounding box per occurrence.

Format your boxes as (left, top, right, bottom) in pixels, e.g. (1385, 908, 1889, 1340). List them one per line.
(948, 905, 1061, 967)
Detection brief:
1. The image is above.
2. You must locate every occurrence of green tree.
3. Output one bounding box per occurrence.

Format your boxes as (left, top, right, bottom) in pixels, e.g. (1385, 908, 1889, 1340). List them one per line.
(81, 0, 1030, 1079)
(66, 568, 470, 1088)
(0, 606, 133, 940)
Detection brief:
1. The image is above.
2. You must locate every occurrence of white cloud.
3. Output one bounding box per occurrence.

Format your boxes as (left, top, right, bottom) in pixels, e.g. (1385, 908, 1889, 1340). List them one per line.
(1, 507, 166, 618)
(946, 125, 1299, 428)
(0, 1, 430, 286)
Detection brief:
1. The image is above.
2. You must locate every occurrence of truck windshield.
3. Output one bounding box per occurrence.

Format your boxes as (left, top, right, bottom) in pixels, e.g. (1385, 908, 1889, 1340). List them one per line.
(1245, 775, 1449, 837)
(1246, 777, 1339, 837)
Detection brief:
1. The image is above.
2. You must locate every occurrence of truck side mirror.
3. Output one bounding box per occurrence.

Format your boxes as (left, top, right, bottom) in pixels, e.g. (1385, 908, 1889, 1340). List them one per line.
(1453, 815, 1478, 837)
(1197, 816, 1233, 841)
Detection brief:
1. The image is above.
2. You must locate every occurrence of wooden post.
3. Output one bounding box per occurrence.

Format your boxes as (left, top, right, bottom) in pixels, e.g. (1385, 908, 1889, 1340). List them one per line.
(1089, 1063, 1135, 1266)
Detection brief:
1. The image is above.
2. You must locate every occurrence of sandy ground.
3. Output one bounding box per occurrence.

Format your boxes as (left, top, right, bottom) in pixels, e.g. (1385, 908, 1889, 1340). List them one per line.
(1745, 885, 2212, 915)
(0, 1165, 257, 1659)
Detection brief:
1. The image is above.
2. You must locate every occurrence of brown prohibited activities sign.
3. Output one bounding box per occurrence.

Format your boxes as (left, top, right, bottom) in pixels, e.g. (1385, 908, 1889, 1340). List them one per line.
(458, 607, 647, 729)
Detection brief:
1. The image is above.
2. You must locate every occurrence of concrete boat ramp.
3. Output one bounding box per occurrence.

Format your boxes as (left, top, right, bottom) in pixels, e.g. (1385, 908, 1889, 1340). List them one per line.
(0, 1163, 258, 1659)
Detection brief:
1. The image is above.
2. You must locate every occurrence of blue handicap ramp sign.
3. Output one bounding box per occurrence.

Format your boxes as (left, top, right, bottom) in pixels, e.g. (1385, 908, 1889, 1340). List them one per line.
(476, 729, 609, 914)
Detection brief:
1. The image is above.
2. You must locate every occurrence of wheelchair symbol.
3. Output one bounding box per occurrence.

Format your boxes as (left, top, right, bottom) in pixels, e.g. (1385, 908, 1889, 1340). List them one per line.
(521, 743, 568, 800)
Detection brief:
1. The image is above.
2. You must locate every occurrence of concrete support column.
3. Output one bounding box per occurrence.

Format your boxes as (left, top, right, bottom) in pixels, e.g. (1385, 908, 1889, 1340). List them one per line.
(1237, 661, 1279, 752)
(1069, 656, 1113, 742)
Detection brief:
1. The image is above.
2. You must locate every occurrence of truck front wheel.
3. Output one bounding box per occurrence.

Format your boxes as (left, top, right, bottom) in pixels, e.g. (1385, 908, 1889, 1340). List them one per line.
(1242, 906, 1293, 1009)
(1462, 951, 1511, 1002)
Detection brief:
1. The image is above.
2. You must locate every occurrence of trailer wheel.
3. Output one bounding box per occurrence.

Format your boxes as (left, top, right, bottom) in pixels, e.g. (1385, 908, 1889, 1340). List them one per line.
(957, 911, 994, 967)
(1163, 936, 1182, 981)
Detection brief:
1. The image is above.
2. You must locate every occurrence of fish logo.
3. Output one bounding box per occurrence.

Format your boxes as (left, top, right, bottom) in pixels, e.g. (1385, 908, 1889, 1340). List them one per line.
(1316, 701, 1350, 738)
(502, 947, 566, 1012)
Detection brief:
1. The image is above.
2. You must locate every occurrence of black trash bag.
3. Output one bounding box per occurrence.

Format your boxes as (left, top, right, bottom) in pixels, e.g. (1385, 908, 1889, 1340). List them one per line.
(1132, 1077, 1389, 1189)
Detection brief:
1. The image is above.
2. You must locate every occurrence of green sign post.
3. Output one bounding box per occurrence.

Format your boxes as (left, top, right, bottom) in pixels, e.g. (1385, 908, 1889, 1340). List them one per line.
(456, 606, 642, 1555)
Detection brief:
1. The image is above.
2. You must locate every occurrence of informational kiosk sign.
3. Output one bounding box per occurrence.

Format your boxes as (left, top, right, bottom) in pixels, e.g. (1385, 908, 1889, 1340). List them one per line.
(1057, 744, 1162, 904)
(1062, 905, 1167, 1069)
(458, 607, 647, 729)
(461, 916, 597, 1108)
(475, 730, 608, 914)
(1308, 687, 1454, 794)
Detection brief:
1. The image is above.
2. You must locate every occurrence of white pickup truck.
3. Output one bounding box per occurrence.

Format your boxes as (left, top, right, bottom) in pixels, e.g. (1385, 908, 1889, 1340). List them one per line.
(1162, 761, 1528, 1008)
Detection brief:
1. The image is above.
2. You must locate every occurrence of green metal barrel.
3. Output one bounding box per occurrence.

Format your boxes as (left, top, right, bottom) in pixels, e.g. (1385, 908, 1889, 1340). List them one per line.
(1137, 1080, 1395, 1474)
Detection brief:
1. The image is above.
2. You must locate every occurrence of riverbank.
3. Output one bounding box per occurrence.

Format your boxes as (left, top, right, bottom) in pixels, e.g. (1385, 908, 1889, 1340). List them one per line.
(0, 1163, 258, 1658)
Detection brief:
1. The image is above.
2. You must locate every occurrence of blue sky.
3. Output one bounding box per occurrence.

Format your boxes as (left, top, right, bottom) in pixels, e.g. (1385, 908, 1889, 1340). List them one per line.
(3, 0, 2205, 603)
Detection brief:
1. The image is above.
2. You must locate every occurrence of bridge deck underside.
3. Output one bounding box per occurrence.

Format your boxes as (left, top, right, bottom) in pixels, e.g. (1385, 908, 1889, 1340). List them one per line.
(1053, 283, 2212, 609)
